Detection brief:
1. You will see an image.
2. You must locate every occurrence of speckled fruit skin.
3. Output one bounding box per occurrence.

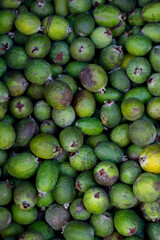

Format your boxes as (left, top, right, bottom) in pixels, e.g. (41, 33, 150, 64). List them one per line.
(19, 231, 44, 240)
(141, 1, 160, 22)
(0, 122, 16, 150)
(121, 98, 144, 121)
(0, 207, 12, 230)
(141, 199, 160, 222)
(76, 117, 104, 135)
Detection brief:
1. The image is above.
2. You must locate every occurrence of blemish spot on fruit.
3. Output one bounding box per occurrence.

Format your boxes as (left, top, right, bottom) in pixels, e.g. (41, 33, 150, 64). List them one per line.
(94, 1, 100, 7)
(75, 180, 82, 190)
(22, 201, 30, 209)
(94, 192, 100, 199)
(134, 68, 142, 75)
(80, 66, 97, 88)
(0, 43, 9, 51)
(32, 46, 39, 53)
(16, 101, 24, 112)
(104, 28, 112, 35)
(154, 182, 160, 191)
(54, 51, 63, 63)
(129, 227, 137, 235)
(79, 46, 85, 53)
(70, 140, 78, 148)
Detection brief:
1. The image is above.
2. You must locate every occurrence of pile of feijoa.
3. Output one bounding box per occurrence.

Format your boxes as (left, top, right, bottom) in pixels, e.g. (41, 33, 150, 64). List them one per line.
(0, 0, 160, 239)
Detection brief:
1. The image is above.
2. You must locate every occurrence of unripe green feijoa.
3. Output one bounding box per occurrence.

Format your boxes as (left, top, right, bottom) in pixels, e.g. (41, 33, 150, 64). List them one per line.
(0, 150, 8, 167)
(36, 192, 54, 208)
(85, 133, 108, 148)
(147, 73, 160, 96)
(126, 145, 143, 161)
(18, 231, 44, 240)
(54, 0, 69, 17)
(0, 207, 11, 230)
(40, 119, 59, 136)
(110, 123, 130, 148)
(142, 23, 160, 43)
(128, 8, 145, 26)
(59, 161, 78, 178)
(149, 46, 160, 72)
(0, 122, 15, 150)
(141, 1, 160, 22)
(75, 170, 98, 192)
(0, 57, 7, 78)
(0, 34, 13, 56)
(65, 61, 89, 78)
(36, 160, 59, 195)
(74, 13, 95, 37)
(69, 198, 91, 221)
(13, 30, 29, 45)
(33, 100, 51, 122)
(0, 221, 24, 239)
(123, 86, 152, 104)
(7, 152, 39, 179)
(121, 98, 144, 121)
(12, 204, 37, 225)
(109, 69, 131, 93)
(30, 133, 61, 159)
(147, 222, 160, 240)
(57, 74, 78, 95)
(49, 41, 70, 66)
(30, 0, 54, 18)
(147, 97, 160, 120)
(90, 27, 113, 49)
(111, 0, 136, 13)
(10, 96, 33, 119)
(27, 85, 44, 100)
(0, 181, 12, 206)
(0, 9, 16, 34)
(0, 81, 9, 103)
(0, 0, 22, 9)
(76, 117, 104, 135)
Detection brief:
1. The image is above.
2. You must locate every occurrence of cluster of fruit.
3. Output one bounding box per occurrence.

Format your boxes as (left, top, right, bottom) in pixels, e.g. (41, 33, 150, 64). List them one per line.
(0, 0, 160, 239)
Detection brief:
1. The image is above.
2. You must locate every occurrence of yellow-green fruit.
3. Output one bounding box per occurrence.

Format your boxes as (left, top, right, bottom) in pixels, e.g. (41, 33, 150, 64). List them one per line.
(140, 144, 160, 174)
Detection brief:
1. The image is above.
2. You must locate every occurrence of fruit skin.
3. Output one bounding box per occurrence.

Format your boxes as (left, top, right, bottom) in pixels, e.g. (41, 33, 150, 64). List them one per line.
(30, 133, 60, 159)
(10, 96, 33, 119)
(7, 152, 39, 179)
(91, 212, 114, 237)
(0, 207, 12, 230)
(119, 160, 142, 185)
(0, 0, 22, 9)
(36, 191, 54, 208)
(83, 187, 109, 214)
(147, 222, 160, 240)
(90, 27, 112, 49)
(109, 183, 138, 209)
(0, 81, 9, 103)
(0, 122, 16, 150)
(33, 100, 51, 122)
(109, 69, 130, 93)
(0, 221, 24, 239)
(76, 117, 104, 135)
(147, 73, 160, 96)
(49, 41, 70, 66)
(0, 181, 12, 206)
(121, 98, 144, 121)
(30, 0, 54, 18)
(93, 161, 119, 187)
(74, 13, 95, 37)
(18, 231, 44, 240)
(85, 133, 108, 148)
(0, 149, 8, 167)
(149, 46, 160, 72)
(110, 123, 130, 148)
(75, 170, 98, 193)
(0, 57, 7, 78)
(114, 209, 140, 237)
(0, 34, 13, 56)
(36, 160, 59, 195)
(68, 0, 92, 14)
(65, 61, 88, 78)
(141, 1, 160, 22)
(123, 86, 152, 104)
(0, 9, 16, 34)
(69, 145, 97, 171)
(128, 8, 145, 26)
(93, 4, 121, 28)
(54, 0, 69, 17)
(141, 199, 160, 222)
(57, 74, 78, 95)
(103, 231, 123, 240)
(133, 172, 160, 203)
(69, 198, 91, 221)
(139, 144, 160, 174)
(27, 85, 44, 101)
(142, 23, 160, 43)
(147, 97, 160, 120)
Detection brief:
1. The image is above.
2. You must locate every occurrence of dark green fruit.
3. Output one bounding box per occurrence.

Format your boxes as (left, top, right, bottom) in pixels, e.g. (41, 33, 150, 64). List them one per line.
(63, 221, 94, 240)
(65, 61, 88, 78)
(33, 100, 51, 122)
(94, 88, 122, 104)
(53, 149, 69, 164)
(0, 221, 24, 239)
(28, 221, 55, 240)
(0, 181, 12, 206)
(54, 0, 69, 17)
(0, 150, 8, 167)
(18, 231, 44, 240)
(0, 34, 13, 56)
(149, 46, 160, 72)
(75, 170, 97, 193)
(126, 145, 143, 161)
(56, 74, 78, 95)
(69, 198, 91, 221)
(27, 85, 44, 100)
(40, 119, 58, 135)
(30, 133, 61, 159)
(76, 117, 104, 135)
(109, 69, 130, 93)
(51, 64, 63, 78)
(59, 161, 78, 178)
(68, 0, 92, 14)
(128, 8, 145, 26)
(13, 30, 29, 45)
(49, 41, 70, 66)
(0, 9, 16, 34)
(147, 97, 160, 120)
(0, 122, 15, 150)
(74, 13, 95, 37)
(104, 232, 123, 240)
(10, 96, 33, 119)
(0, 57, 7, 78)
(123, 86, 152, 104)
(0, 81, 9, 103)
(141, 1, 160, 22)
(111, 0, 136, 13)
(30, 0, 54, 18)
(147, 222, 160, 240)
(111, 20, 126, 38)
(36, 192, 54, 208)
(147, 73, 160, 96)
(0, 207, 11, 230)
(85, 133, 108, 148)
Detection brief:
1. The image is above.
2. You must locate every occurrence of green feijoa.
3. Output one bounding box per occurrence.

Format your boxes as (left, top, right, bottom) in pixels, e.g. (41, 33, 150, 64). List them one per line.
(36, 160, 59, 195)
(109, 69, 130, 93)
(149, 46, 160, 72)
(36, 191, 54, 208)
(0, 104, 5, 120)
(126, 35, 152, 56)
(118, 31, 130, 47)
(76, 117, 104, 135)
(69, 198, 91, 220)
(0, 81, 9, 103)
(10, 96, 33, 119)
(126, 145, 143, 161)
(2, 113, 15, 125)
(66, 15, 77, 45)
(103, 232, 123, 240)
(123, 86, 152, 104)
(126, 57, 151, 84)
(142, 23, 160, 43)
(25, 34, 51, 58)
(0, 35, 13, 56)
(40, 120, 59, 136)
(92, 0, 106, 7)
(3, 71, 28, 97)
(74, 13, 95, 37)
(0, 207, 11, 230)
(93, 4, 121, 28)
(30, 133, 60, 159)
(0, 221, 24, 239)
(68, 0, 92, 14)
(94, 141, 124, 164)
(147, 97, 160, 120)
(27, 85, 44, 100)
(0, 0, 22, 8)
(110, 123, 130, 148)
(100, 101, 121, 128)
(79, 64, 108, 93)
(30, 0, 54, 18)
(5, 46, 28, 70)
(69, 145, 97, 171)
(121, 98, 144, 121)
(91, 212, 114, 237)
(11, 204, 37, 225)
(93, 161, 119, 187)
(65, 61, 89, 78)
(0, 181, 12, 206)
(45, 203, 70, 231)
(114, 209, 140, 237)
(109, 183, 138, 209)
(13, 30, 29, 45)
(90, 27, 112, 49)
(59, 126, 83, 152)
(147, 222, 160, 240)
(147, 73, 160, 96)
(52, 175, 76, 204)
(59, 162, 78, 179)
(14, 181, 37, 210)
(24, 59, 52, 86)
(132, 26, 141, 35)
(119, 160, 142, 185)
(128, 8, 145, 26)
(111, 0, 136, 13)
(133, 172, 160, 203)
(52, 105, 76, 128)
(0, 122, 15, 150)
(7, 152, 39, 179)
(54, 0, 69, 17)
(129, 119, 156, 147)
(44, 80, 73, 109)
(134, 216, 145, 239)
(73, 90, 96, 118)
(28, 220, 55, 240)
(0, 9, 16, 34)
(141, 1, 160, 22)
(53, 149, 69, 164)
(137, 0, 152, 7)
(111, 20, 126, 38)
(70, 37, 95, 62)
(49, 41, 70, 65)
(85, 133, 108, 148)
(0, 150, 8, 167)
(94, 88, 122, 104)
(15, 12, 41, 35)
(141, 200, 160, 222)
(57, 74, 78, 95)
(51, 64, 63, 78)
(100, 45, 124, 71)
(75, 170, 97, 192)
(19, 231, 44, 240)
(156, 128, 160, 144)
(0, 57, 7, 78)
(83, 187, 109, 214)
(33, 100, 51, 122)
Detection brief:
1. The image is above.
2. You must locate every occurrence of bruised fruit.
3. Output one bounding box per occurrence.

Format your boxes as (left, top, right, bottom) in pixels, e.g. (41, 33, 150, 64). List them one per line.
(69, 198, 91, 221)
(121, 98, 144, 121)
(18, 231, 44, 240)
(141, 199, 160, 222)
(75, 170, 98, 193)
